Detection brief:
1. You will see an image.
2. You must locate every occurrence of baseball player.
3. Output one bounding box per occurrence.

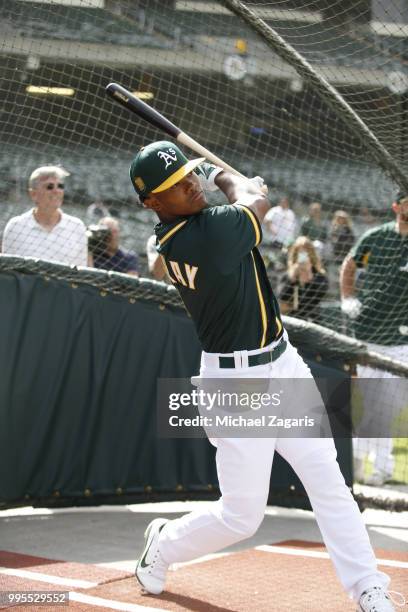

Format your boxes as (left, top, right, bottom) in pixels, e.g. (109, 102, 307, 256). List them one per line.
(128, 141, 398, 611)
(340, 191, 408, 486)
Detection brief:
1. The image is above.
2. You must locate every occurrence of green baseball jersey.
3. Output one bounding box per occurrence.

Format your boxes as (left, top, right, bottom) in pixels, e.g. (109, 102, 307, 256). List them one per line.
(350, 221, 408, 345)
(155, 203, 283, 353)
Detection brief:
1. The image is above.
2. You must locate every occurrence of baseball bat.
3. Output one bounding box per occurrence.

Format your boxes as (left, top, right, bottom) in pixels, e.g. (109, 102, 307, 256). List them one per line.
(105, 82, 247, 178)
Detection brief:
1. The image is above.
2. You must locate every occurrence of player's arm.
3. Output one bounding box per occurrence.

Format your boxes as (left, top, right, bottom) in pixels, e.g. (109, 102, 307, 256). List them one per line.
(214, 171, 270, 222)
(146, 235, 167, 281)
(340, 255, 357, 298)
(150, 256, 166, 281)
(340, 254, 362, 318)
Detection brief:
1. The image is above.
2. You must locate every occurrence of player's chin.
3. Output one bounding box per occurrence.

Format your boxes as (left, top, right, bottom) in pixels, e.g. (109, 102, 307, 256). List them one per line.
(191, 193, 207, 211)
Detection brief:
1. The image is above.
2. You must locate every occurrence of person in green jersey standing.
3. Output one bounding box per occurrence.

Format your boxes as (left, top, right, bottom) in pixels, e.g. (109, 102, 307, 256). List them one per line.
(341, 191, 408, 486)
(128, 141, 396, 611)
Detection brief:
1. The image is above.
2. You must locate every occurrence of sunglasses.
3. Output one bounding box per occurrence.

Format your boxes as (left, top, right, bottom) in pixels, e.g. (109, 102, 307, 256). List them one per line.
(45, 183, 65, 190)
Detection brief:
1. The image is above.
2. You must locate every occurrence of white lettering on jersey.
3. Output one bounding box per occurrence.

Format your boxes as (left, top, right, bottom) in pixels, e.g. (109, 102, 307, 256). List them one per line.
(170, 261, 187, 286)
(184, 264, 198, 290)
(168, 260, 198, 289)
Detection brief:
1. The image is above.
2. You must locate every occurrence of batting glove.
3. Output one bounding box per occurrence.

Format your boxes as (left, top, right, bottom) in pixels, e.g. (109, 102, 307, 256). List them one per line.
(249, 176, 265, 190)
(341, 297, 362, 319)
(249, 175, 268, 195)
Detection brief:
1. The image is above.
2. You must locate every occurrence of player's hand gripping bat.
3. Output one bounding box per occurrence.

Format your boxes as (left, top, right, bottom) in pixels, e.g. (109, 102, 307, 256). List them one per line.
(105, 83, 267, 193)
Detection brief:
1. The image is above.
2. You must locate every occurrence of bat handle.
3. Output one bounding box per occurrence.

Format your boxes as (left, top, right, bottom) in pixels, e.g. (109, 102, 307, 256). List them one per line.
(177, 132, 268, 194)
(177, 133, 245, 178)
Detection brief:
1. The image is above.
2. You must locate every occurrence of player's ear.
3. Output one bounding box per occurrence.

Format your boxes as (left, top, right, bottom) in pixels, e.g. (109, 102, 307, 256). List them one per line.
(143, 194, 161, 212)
(391, 201, 399, 215)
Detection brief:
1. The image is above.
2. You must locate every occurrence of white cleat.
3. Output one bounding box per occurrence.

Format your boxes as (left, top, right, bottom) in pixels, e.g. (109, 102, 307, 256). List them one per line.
(357, 586, 405, 611)
(135, 518, 169, 595)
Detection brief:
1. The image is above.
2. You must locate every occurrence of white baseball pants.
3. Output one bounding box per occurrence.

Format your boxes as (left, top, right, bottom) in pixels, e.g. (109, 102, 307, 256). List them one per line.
(354, 342, 408, 476)
(159, 334, 389, 601)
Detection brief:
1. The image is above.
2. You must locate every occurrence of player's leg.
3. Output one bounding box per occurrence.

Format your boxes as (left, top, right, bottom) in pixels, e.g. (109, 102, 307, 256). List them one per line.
(272, 343, 390, 601)
(159, 435, 276, 564)
(136, 435, 275, 592)
(278, 436, 389, 601)
(136, 361, 278, 594)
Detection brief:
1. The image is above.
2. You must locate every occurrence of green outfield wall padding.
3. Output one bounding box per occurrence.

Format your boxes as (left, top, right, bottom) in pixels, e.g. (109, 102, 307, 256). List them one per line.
(0, 272, 351, 508)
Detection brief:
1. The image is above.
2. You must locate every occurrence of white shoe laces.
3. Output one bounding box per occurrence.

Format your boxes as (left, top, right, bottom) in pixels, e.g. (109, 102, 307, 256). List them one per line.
(147, 549, 167, 576)
(360, 587, 406, 609)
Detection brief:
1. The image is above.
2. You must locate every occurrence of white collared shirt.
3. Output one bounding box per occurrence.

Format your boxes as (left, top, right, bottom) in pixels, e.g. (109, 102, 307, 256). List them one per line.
(264, 205, 298, 245)
(2, 208, 88, 266)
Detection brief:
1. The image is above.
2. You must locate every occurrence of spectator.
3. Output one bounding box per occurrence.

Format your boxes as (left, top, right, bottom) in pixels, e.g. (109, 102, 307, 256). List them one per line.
(263, 195, 297, 249)
(279, 236, 328, 322)
(300, 202, 328, 243)
(2, 165, 88, 266)
(340, 190, 408, 486)
(93, 216, 139, 276)
(330, 210, 355, 263)
(146, 234, 167, 281)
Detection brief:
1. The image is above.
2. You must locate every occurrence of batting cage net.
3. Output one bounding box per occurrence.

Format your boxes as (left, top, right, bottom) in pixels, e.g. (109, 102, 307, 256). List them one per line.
(0, 0, 407, 504)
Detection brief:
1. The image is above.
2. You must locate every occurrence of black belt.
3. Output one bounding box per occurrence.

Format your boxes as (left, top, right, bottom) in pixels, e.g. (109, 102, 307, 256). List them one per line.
(218, 338, 287, 369)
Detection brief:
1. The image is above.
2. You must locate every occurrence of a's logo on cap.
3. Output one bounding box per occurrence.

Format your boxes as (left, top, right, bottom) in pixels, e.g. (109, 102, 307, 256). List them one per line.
(157, 148, 177, 169)
(134, 176, 145, 192)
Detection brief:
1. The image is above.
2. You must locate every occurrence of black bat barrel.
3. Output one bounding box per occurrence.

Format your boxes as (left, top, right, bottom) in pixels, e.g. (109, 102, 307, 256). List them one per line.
(105, 83, 180, 139)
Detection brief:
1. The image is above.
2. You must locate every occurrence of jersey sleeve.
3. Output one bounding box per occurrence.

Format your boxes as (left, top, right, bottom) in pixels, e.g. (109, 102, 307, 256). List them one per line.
(194, 162, 223, 192)
(349, 228, 375, 268)
(204, 204, 262, 273)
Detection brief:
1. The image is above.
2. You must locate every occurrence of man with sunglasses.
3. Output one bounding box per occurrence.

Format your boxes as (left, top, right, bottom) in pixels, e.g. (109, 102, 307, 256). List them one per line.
(2, 165, 88, 266)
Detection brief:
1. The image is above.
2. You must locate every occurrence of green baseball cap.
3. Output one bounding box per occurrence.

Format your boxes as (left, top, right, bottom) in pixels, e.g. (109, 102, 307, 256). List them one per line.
(129, 140, 205, 198)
